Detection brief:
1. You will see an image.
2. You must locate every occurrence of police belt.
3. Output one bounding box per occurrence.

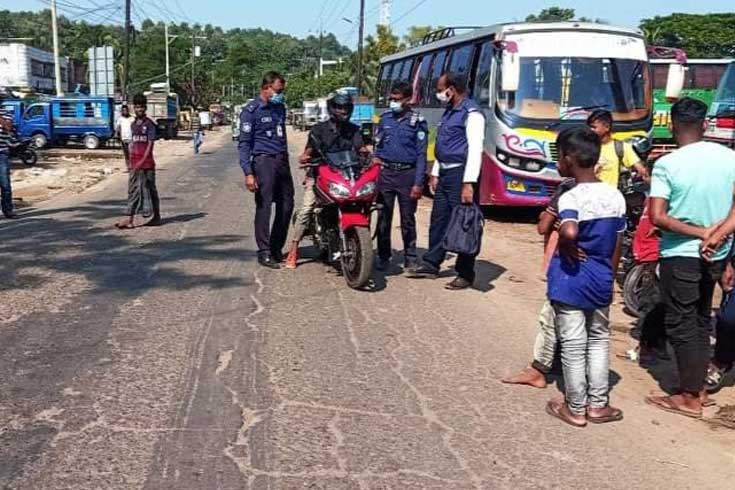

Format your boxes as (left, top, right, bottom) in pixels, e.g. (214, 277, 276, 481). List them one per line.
(382, 161, 415, 171)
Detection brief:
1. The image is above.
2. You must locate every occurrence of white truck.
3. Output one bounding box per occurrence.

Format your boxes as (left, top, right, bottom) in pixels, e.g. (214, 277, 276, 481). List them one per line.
(144, 83, 179, 139)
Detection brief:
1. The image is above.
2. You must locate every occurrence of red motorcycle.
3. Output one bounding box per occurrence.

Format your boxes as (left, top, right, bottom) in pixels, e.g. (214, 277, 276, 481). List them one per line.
(307, 150, 380, 289)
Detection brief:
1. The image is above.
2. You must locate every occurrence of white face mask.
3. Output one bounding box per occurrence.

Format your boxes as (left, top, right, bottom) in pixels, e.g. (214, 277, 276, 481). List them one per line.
(436, 89, 451, 104)
(389, 100, 404, 112)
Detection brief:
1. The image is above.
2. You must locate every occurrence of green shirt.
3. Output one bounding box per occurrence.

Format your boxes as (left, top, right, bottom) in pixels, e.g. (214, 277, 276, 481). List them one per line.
(650, 141, 735, 260)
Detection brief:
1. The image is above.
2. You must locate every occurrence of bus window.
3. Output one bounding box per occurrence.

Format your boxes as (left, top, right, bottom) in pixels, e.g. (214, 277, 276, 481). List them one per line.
(400, 58, 414, 82)
(426, 50, 448, 107)
(652, 64, 668, 90)
(416, 54, 432, 105)
(447, 44, 475, 89)
(377, 63, 393, 107)
(473, 41, 494, 106)
(411, 56, 424, 105)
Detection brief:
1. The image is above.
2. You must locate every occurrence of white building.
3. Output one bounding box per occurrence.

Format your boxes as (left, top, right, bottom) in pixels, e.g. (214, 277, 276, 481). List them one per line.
(0, 43, 68, 93)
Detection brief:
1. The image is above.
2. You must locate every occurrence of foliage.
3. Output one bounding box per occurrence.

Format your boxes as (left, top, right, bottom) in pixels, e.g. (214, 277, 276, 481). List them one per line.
(640, 13, 735, 58)
(285, 67, 353, 108)
(361, 25, 400, 97)
(402, 25, 441, 48)
(525, 7, 576, 22)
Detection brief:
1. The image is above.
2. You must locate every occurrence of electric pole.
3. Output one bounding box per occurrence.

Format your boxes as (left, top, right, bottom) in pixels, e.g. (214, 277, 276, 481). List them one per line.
(123, 0, 131, 99)
(317, 21, 323, 94)
(190, 30, 206, 106)
(356, 0, 365, 96)
(50, 0, 64, 96)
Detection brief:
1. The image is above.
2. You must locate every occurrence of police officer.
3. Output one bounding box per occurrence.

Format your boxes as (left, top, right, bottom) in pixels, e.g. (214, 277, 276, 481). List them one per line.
(410, 73, 485, 290)
(374, 81, 428, 272)
(239, 71, 294, 269)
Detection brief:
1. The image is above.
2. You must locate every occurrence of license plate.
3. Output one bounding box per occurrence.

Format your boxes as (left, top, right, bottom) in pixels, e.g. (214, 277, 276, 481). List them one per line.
(507, 180, 526, 192)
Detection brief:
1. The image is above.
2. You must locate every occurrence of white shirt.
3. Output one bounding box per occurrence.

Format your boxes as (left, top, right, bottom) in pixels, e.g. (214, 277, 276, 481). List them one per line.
(115, 115, 134, 142)
(430, 111, 485, 183)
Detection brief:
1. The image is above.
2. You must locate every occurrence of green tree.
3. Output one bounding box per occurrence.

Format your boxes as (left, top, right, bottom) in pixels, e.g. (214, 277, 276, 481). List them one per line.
(640, 13, 735, 58)
(360, 24, 400, 96)
(525, 7, 576, 22)
(402, 25, 441, 48)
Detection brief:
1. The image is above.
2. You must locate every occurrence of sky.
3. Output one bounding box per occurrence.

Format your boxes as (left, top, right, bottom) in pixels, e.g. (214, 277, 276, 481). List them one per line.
(2, 0, 733, 49)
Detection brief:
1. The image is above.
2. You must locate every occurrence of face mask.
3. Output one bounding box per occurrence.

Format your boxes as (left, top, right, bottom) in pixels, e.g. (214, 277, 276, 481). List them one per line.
(389, 101, 404, 113)
(269, 92, 285, 105)
(436, 89, 451, 104)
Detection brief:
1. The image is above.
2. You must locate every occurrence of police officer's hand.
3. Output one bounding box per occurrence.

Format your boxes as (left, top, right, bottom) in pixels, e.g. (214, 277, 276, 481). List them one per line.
(245, 175, 258, 192)
(429, 176, 438, 194)
(410, 185, 422, 200)
(461, 183, 474, 204)
(299, 149, 312, 166)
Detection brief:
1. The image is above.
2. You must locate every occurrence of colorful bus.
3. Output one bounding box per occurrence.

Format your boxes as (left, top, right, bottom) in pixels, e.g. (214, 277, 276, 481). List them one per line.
(705, 61, 735, 149)
(376, 22, 678, 207)
(651, 58, 731, 153)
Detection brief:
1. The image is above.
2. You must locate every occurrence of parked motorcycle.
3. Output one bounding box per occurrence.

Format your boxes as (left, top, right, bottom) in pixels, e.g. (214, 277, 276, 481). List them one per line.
(306, 149, 380, 290)
(622, 199, 660, 317)
(9, 138, 38, 166)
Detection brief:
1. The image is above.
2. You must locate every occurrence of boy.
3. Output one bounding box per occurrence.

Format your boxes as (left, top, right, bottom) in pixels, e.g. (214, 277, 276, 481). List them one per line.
(115, 104, 134, 170)
(545, 126, 626, 427)
(587, 109, 648, 188)
(116, 94, 161, 229)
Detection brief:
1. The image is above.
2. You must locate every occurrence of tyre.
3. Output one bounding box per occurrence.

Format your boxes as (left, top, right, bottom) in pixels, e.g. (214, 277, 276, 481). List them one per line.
(341, 226, 373, 289)
(83, 134, 100, 149)
(31, 133, 48, 149)
(21, 149, 37, 166)
(623, 262, 659, 318)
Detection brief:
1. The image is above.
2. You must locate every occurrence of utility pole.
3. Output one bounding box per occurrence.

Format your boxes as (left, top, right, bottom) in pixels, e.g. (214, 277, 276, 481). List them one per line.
(164, 24, 179, 91)
(122, 0, 131, 99)
(190, 29, 206, 106)
(317, 21, 323, 94)
(356, 0, 365, 96)
(50, 0, 64, 96)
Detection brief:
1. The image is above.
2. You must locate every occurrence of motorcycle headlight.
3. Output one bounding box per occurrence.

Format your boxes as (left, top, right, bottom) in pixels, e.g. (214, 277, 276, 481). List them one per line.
(328, 182, 351, 198)
(355, 182, 376, 198)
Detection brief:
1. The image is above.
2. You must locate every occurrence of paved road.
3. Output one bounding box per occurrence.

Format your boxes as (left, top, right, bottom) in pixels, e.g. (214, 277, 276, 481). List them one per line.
(1, 130, 733, 489)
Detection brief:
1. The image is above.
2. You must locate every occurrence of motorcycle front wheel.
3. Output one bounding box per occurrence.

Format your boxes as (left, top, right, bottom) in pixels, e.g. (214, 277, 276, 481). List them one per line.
(341, 226, 373, 290)
(21, 149, 38, 166)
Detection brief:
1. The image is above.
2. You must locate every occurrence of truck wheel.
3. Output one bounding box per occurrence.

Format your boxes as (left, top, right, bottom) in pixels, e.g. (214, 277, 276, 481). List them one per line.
(83, 135, 100, 150)
(31, 133, 48, 149)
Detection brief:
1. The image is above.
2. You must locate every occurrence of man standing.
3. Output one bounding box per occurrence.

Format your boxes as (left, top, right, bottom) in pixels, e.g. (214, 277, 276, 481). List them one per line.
(0, 111, 17, 219)
(239, 71, 294, 269)
(115, 104, 134, 170)
(646, 98, 735, 418)
(374, 81, 428, 272)
(587, 109, 649, 187)
(410, 73, 485, 290)
(115, 94, 161, 229)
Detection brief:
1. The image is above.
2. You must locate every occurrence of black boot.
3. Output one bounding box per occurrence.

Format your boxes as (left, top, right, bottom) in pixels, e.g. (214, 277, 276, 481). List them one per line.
(258, 252, 281, 270)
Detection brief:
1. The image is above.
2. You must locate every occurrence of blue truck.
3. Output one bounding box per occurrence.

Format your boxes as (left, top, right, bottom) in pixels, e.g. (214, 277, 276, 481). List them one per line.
(0, 96, 115, 149)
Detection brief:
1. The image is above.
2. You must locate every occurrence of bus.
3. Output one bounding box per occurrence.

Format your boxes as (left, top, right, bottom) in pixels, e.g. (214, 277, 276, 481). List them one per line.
(376, 22, 684, 206)
(705, 61, 735, 149)
(651, 58, 731, 154)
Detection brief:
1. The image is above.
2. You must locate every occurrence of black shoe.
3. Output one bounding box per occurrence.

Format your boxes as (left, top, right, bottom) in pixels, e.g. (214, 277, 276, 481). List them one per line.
(404, 260, 419, 274)
(272, 249, 285, 263)
(445, 276, 473, 290)
(407, 264, 438, 279)
(258, 253, 281, 270)
(376, 257, 390, 271)
(3, 212, 18, 220)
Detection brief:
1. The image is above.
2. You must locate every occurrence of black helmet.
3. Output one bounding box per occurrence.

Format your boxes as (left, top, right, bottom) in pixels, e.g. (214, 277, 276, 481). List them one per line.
(327, 91, 354, 123)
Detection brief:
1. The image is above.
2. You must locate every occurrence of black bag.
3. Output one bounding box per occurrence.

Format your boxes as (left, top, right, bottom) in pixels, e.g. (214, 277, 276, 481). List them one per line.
(442, 204, 484, 255)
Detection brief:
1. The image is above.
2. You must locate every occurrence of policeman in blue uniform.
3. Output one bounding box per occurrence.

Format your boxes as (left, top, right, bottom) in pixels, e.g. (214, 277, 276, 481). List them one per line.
(374, 81, 428, 272)
(239, 71, 294, 269)
(410, 73, 486, 290)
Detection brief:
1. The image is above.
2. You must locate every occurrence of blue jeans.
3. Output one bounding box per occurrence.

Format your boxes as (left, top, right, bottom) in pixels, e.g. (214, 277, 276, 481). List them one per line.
(421, 166, 478, 281)
(0, 152, 12, 214)
(553, 302, 611, 415)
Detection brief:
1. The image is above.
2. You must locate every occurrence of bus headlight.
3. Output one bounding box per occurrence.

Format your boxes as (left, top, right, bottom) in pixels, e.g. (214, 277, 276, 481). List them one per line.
(328, 182, 351, 198)
(496, 149, 546, 173)
(355, 182, 376, 198)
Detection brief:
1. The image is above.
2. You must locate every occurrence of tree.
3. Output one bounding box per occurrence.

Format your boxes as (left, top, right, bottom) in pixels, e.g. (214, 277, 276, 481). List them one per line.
(525, 7, 575, 22)
(360, 25, 400, 96)
(640, 13, 735, 58)
(402, 25, 441, 48)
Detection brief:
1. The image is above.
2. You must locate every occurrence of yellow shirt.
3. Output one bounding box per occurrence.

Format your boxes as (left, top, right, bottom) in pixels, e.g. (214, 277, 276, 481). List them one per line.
(595, 140, 639, 188)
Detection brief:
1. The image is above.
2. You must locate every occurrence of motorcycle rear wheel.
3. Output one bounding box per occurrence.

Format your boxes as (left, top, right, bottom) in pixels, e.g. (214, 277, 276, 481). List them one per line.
(623, 262, 659, 318)
(341, 226, 373, 290)
(21, 149, 38, 166)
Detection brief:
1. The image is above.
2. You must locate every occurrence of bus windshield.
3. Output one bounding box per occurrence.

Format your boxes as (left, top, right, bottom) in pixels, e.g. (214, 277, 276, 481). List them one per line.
(497, 57, 651, 125)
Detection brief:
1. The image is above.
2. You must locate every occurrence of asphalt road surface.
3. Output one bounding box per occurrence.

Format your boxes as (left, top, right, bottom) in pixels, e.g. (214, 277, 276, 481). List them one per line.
(1, 129, 734, 490)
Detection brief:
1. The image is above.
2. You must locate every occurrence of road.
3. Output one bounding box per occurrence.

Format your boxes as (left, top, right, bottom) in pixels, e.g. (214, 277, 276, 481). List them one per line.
(1, 128, 733, 490)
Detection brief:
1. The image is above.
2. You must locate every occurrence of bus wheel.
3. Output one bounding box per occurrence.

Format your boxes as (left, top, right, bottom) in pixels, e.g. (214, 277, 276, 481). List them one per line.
(84, 135, 100, 150)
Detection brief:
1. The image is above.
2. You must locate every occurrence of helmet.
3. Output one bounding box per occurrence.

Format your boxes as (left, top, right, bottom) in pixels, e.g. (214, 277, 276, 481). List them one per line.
(327, 91, 354, 123)
(629, 136, 652, 162)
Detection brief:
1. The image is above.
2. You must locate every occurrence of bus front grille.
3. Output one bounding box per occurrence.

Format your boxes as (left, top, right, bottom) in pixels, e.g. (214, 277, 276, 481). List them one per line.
(548, 142, 559, 162)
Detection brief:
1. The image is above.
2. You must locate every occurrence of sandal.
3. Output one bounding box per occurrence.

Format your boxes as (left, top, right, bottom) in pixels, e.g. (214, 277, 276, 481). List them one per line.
(115, 222, 135, 230)
(645, 395, 702, 419)
(587, 406, 624, 424)
(546, 399, 587, 428)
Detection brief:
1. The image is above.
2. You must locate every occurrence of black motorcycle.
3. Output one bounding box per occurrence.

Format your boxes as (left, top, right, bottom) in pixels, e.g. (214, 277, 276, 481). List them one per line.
(9, 138, 38, 166)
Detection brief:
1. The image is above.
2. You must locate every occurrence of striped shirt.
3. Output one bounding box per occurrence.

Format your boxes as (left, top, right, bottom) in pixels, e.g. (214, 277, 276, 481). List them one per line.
(0, 127, 16, 154)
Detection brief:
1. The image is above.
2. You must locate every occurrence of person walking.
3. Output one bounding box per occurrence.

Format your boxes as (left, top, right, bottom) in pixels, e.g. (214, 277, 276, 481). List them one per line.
(374, 81, 428, 272)
(654, 98, 735, 417)
(409, 73, 485, 290)
(0, 110, 18, 219)
(238, 71, 294, 269)
(115, 104, 134, 170)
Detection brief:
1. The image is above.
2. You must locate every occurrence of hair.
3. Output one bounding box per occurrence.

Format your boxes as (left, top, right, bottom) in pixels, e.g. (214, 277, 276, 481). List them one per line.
(390, 81, 413, 99)
(132, 93, 146, 106)
(587, 109, 613, 127)
(442, 72, 467, 94)
(671, 97, 707, 128)
(261, 71, 285, 88)
(556, 126, 601, 169)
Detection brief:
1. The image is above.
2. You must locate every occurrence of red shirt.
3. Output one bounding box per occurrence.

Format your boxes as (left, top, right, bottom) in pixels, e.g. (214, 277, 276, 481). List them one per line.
(130, 117, 157, 170)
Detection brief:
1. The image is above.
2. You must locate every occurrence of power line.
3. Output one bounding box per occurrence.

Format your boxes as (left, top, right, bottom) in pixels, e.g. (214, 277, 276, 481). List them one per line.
(391, 0, 430, 26)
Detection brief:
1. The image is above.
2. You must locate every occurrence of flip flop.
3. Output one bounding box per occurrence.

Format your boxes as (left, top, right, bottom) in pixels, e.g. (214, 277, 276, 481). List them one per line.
(644, 395, 702, 419)
(115, 222, 135, 230)
(587, 407, 624, 424)
(545, 399, 587, 428)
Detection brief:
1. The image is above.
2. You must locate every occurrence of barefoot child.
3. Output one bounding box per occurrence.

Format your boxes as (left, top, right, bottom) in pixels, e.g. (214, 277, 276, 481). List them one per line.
(116, 94, 161, 229)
